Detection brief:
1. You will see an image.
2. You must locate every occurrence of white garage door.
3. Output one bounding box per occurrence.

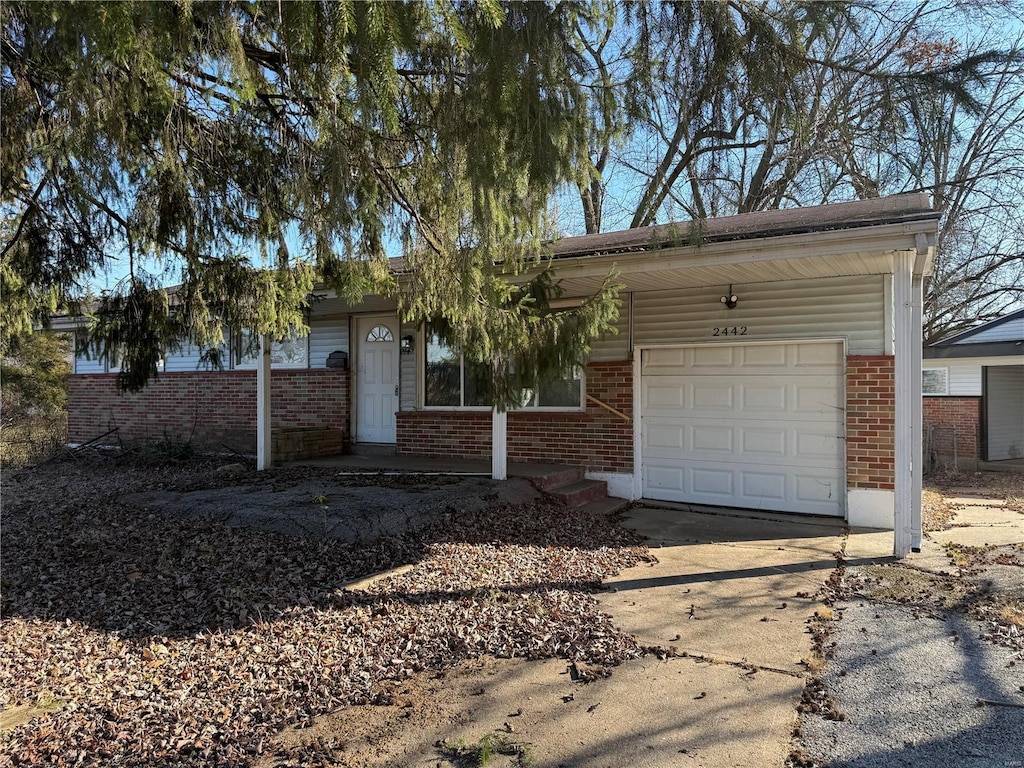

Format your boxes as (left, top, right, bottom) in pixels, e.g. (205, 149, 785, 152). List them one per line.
(641, 341, 845, 516)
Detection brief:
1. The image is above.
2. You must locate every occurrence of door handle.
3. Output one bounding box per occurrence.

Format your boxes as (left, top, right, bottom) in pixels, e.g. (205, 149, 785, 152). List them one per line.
(394, 384, 399, 397)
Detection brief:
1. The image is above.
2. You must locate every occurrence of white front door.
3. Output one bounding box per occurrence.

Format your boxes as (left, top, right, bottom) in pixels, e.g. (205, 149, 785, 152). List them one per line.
(641, 340, 845, 516)
(356, 316, 399, 443)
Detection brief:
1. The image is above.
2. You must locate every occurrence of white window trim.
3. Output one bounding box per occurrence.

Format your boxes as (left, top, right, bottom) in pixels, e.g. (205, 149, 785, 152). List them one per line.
(922, 367, 949, 396)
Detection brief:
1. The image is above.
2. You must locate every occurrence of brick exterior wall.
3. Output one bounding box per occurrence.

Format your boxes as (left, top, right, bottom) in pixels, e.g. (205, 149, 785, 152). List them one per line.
(68, 369, 349, 457)
(396, 361, 633, 473)
(846, 355, 896, 490)
(923, 396, 981, 469)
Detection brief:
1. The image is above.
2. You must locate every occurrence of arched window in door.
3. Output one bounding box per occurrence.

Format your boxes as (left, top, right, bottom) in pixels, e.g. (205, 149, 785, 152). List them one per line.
(365, 325, 394, 343)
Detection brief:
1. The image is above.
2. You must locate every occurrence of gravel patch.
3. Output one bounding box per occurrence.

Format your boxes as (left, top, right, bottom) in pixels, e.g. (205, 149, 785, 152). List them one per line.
(801, 601, 1024, 767)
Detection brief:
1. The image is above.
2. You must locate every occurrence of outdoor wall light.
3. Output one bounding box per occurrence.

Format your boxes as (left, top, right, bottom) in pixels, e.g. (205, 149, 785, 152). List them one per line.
(400, 334, 415, 354)
(720, 288, 739, 309)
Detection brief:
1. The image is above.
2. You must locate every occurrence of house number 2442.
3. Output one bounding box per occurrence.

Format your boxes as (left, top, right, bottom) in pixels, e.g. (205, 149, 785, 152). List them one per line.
(712, 326, 747, 336)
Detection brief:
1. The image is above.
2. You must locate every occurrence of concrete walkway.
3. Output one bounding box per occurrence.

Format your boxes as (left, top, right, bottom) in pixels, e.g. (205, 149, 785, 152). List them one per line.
(427, 506, 847, 768)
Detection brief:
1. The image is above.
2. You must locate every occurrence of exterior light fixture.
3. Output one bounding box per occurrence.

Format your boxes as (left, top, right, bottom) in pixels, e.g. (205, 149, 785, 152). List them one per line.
(720, 286, 739, 309)
(400, 334, 415, 354)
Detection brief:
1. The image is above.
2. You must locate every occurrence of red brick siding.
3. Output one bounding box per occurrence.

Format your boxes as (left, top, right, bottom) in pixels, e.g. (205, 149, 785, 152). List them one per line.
(68, 369, 349, 454)
(922, 396, 980, 465)
(396, 361, 633, 473)
(846, 355, 896, 490)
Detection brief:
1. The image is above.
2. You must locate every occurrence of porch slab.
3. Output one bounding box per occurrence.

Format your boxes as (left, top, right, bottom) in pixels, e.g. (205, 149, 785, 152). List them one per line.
(291, 452, 573, 481)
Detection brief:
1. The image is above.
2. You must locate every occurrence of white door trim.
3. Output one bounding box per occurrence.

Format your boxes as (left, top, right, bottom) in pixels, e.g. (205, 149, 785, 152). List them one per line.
(635, 337, 848, 515)
(354, 313, 400, 444)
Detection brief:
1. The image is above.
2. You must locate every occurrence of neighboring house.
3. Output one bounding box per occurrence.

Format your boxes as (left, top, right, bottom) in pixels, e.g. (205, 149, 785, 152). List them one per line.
(55, 194, 939, 545)
(923, 309, 1024, 470)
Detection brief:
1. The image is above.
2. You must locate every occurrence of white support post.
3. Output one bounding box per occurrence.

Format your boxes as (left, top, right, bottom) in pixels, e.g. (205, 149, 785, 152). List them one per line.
(491, 408, 508, 481)
(911, 275, 924, 551)
(893, 253, 914, 557)
(256, 333, 272, 471)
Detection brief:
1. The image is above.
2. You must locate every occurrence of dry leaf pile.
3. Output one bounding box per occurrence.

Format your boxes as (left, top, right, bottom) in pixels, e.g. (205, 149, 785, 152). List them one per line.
(1, 458, 650, 767)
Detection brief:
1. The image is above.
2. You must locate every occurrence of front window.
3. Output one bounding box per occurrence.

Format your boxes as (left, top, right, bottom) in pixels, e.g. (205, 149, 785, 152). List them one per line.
(423, 327, 583, 409)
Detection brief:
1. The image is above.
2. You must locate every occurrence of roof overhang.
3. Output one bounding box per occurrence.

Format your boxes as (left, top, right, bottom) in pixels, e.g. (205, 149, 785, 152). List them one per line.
(924, 341, 1024, 359)
(544, 218, 938, 297)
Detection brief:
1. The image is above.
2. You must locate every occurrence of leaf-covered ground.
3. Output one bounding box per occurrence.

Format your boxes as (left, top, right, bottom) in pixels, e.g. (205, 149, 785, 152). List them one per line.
(0, 456, 651, 767)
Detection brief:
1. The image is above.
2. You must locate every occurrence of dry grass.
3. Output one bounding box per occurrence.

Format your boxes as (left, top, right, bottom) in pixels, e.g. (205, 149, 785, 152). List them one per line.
(0, 417, 67, 469)
(999, 604, 1024, 629)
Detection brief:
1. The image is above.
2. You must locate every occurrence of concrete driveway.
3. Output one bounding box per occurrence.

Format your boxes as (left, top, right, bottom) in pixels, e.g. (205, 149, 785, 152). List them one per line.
(423, 505, 847, 768)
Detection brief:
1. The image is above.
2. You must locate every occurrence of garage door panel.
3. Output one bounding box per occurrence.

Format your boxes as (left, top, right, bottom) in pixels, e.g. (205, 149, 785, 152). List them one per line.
(690, 467, 735, 497)
(795, 383, 841, 412)
(641, 341, 845, 517)
(647, 424, 685, 451)
(689, 345, 736, 367)
(646, 465, 685, 494)
(692, 382, 733, 409)
(740, 427, 788, 456)
(741, 385, 787, 411)
(740, 471, 787, 501)
(739, 344, 788, 367)
(692, 425, 733, 452)
(794, 473, 840, 505)
(646, 384, 686, 408)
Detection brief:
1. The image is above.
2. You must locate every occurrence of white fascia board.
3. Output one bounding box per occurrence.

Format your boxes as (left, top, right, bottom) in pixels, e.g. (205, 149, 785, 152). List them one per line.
(543, 221, 939, 284)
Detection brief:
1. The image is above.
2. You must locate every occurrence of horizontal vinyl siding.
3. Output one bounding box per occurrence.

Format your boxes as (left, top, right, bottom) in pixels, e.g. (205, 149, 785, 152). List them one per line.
(163, 342, 214, 372)
(308, 319, 349, 369)
(986, 366, 1024, 460)
(632, 275, 884, 354)
(400, 320, 417, 411)
(73, 352, 105, 374)
(589, 306, 630, 362)
(948, 362, 982, 397)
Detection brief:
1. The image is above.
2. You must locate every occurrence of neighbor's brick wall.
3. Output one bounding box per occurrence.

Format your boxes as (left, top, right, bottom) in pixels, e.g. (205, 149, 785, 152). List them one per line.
(923, 396, 980, 469)
(396, 361, 633, 473)
(846, 355, 896, 490)
(68, 369, 350, 456)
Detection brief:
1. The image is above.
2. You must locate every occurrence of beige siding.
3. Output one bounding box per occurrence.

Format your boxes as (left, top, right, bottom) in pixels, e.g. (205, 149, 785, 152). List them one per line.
(399, 320, 418, 411)
(589, 306, 630, 362)
(632, 275, 885, 354)
(947, 362, 982, 397)
(163, 342, 214, 372)
(74, 350, 105, 374)
(308, 318, 349, 368)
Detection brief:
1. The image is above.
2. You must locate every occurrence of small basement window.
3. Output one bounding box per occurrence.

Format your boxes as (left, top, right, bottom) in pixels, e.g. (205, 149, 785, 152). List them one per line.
(922, 367, 949, 396)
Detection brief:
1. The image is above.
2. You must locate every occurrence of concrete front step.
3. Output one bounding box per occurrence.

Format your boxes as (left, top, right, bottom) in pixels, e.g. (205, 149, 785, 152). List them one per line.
(577, 496, 631, 517)
(548, 479, 609, 508)
(514, 465, 586, 492)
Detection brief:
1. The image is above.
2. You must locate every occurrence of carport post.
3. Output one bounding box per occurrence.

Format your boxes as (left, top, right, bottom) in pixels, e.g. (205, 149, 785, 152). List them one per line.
(256, 333, 272, 471)
(892, 253, 916, 557)
(911, 274, 924, 551)
(491, 408, 507, 480)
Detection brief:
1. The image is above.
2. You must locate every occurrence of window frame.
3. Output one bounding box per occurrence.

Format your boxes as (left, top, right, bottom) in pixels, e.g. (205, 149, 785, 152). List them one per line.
(232, 328, 310, 371)
(922, 367, 949, 396)
(419, 327, 586, 412)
